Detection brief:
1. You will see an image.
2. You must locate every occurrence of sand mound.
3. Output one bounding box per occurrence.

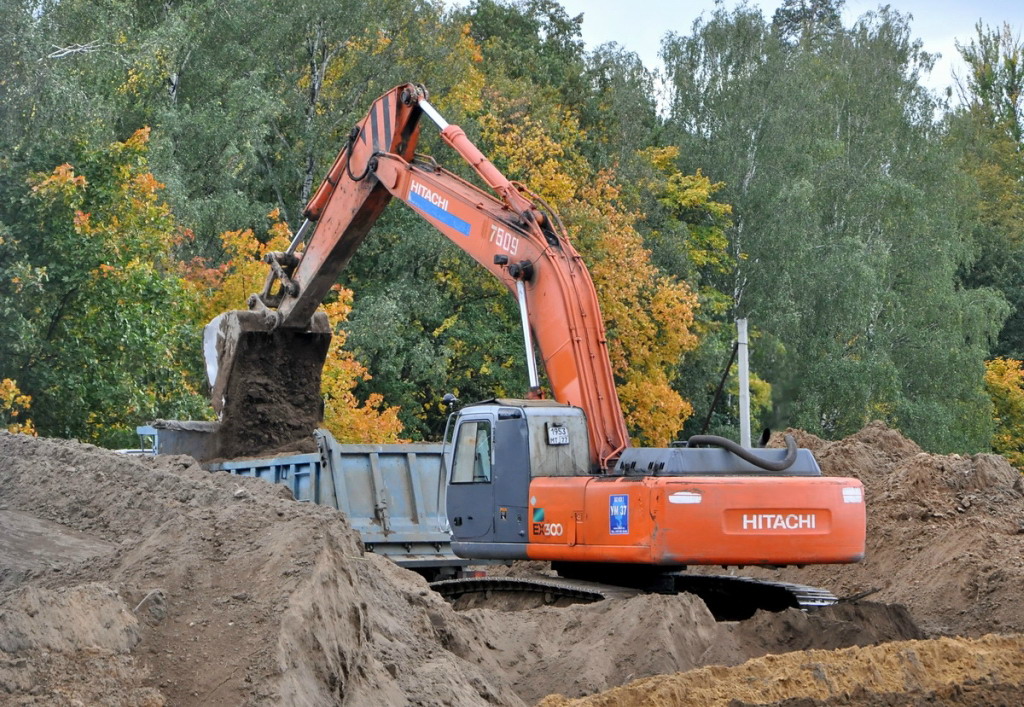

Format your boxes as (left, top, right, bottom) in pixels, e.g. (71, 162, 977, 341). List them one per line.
(0, 430, 926, 705)
(0, 431, 521, 705)
(745, 421, 1024, 636)
(1, 583, 139, 654)
(0, 509, 114, 593)
(460, 598, 921, 704)
(536, 634, 1024, 707)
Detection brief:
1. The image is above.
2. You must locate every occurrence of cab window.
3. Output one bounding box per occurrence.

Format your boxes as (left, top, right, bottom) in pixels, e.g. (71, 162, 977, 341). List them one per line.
(451, 420, 492, 483)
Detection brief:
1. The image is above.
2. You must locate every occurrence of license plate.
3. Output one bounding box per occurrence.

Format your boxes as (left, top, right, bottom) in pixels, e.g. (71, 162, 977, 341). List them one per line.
(547, 424, 569, 445)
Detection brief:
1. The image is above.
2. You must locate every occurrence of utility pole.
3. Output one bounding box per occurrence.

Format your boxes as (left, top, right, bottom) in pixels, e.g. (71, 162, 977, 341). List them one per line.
(737, 318, 751, 447)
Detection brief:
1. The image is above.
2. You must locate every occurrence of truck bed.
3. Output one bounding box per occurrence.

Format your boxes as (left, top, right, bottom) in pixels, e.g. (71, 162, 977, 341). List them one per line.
(141, 424, 468, 580)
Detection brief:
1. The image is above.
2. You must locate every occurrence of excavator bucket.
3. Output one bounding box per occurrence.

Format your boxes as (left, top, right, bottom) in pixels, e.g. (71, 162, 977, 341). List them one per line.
(203, 310, 332, 458)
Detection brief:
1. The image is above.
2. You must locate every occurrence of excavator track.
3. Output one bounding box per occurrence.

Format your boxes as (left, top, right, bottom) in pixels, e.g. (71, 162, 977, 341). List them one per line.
(430, 573, 837, 621)
(430, 576, 641, 610)
(671, 574, 838, 621)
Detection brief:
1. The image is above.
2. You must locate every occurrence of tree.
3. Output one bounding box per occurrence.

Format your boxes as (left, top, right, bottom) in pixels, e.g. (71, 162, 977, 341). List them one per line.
(320, 289, 404, 443)
(955, 22, 1024, 144)
(636, 147, 776, 440)
(340, 2, 663, 441)
(949, 23, 1024, 359)
(662, 5, 1008, 451)
(0, 129, 209, 446)
(455, 0, 586, 106)
(31, 0, 499, 441)
(772, 0, 844, 44)
(577, 44, 659, 174)
(984, 358, 1024, 470)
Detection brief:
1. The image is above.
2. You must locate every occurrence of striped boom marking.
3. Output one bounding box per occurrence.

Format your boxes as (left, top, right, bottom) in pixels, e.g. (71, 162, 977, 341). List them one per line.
(367, 96, 395, 152)
(408, 181, 471, 236)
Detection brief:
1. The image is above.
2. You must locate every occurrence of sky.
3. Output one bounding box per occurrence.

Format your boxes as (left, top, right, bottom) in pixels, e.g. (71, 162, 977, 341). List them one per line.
(552, 0, 1024, 95)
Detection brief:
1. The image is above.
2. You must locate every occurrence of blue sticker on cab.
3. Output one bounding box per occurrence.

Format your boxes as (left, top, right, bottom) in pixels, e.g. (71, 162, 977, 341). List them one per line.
(609, 494, 629, 535)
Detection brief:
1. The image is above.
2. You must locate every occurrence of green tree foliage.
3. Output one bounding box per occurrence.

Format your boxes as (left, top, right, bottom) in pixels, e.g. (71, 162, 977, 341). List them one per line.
(0, 2, 106, 162)
(40, 0, 482, 257)
(577, 44, 660, 175)
(24, 0, 504, 440)
(772, 0, 844, 44)
(956, 23, 1024, 143)
(455, 0, 586, 104)
(662, 6, 1009, 452)
(0, 130, 209, 445)
(948, 23, 1024, 359)
(345, 1, 669, 440)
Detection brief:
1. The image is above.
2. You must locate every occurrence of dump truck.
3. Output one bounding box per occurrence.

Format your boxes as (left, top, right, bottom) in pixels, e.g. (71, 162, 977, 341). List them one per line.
(138, 421, 468, 580)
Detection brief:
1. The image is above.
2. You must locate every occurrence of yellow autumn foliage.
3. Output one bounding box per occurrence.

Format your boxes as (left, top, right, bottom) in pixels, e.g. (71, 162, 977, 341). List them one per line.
(1, 379, 36, 435)
(984, 357, 1024, 471)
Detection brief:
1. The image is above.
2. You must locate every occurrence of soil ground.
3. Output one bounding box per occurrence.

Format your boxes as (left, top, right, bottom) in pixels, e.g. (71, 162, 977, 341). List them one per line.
(1, 421, 1022, 705)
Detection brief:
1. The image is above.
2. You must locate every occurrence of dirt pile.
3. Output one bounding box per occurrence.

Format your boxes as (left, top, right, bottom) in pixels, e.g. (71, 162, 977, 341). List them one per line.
(0, 431, 924, 705)
(459, 598, 921, 704)
(536, 634, 1024, 707)
(0, 510, 114, 593)
(732, 422, 1024, 636)
(0, 431, 522, 706)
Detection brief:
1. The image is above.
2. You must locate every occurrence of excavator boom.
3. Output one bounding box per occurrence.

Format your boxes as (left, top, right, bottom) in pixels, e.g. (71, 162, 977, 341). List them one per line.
(206, 84, 628, 467)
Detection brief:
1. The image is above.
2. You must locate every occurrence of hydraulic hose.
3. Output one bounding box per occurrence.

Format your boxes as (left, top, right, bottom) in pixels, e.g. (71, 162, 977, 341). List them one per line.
(686, 433, 799, 472)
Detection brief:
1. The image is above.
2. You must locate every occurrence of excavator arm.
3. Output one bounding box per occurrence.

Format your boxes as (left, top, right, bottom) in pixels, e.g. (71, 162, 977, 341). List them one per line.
(261, 84, 423, 327)
(207, 84, 629, 469)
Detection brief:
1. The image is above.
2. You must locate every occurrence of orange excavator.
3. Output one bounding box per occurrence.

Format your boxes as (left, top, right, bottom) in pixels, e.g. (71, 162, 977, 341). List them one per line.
(206, 84, 865, 617)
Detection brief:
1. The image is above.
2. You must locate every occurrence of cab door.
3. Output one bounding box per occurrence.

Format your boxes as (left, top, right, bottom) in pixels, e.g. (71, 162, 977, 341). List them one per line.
(491, 410, 530, 542)
(446, 416, 495, 541)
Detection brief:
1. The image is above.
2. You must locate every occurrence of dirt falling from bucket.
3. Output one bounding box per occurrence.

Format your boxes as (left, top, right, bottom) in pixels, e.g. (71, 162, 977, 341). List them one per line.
(216, 328, 329, 458)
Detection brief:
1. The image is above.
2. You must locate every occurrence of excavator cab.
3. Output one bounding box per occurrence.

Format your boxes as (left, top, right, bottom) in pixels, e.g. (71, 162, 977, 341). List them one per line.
(445, 400, 591, 552)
